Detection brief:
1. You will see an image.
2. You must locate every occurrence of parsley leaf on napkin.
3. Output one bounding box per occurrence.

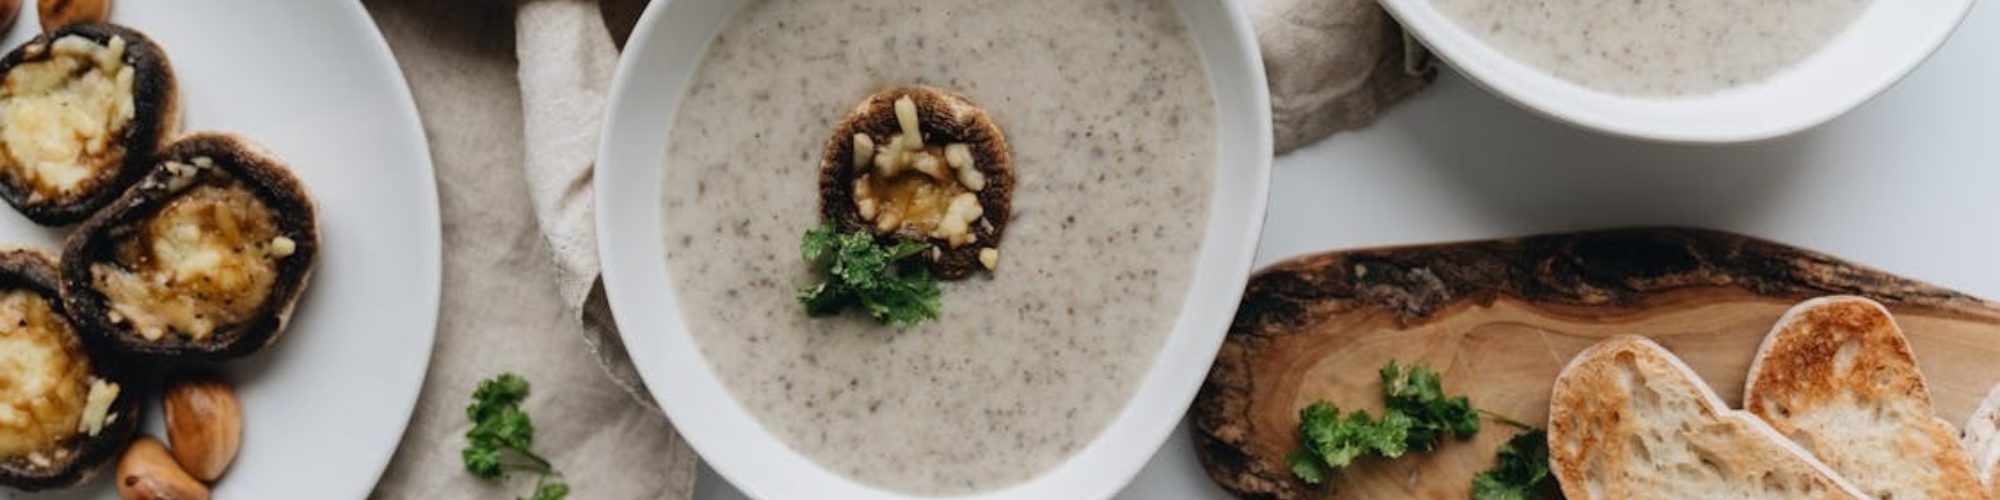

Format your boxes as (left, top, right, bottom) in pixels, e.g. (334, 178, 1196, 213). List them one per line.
(463, 373, 569, 500)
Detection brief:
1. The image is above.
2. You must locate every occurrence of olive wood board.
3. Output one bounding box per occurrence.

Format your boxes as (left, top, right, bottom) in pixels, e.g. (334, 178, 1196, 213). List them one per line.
(1191, 227, 2000, 499)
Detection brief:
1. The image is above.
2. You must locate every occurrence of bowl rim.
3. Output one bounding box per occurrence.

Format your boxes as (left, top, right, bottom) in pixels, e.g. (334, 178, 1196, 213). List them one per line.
(592, 0, 1273, 498)
(1377, 0, 1979, 144)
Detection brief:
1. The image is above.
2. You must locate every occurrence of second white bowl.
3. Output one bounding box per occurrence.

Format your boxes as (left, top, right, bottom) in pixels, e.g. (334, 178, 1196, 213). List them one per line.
(1378, 0, 1978, 144)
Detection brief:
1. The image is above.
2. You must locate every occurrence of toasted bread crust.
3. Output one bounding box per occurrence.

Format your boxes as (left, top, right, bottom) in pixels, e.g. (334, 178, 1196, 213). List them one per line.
(818, 86, 1011, 280)
(1969, 384, 2000, 499)
(60, 132, 318, 363)
(0, 23, 180, 226)
(1550, 336, 1865, 500)
(1743, 296, 1985, 500)
(0, 248, 141, 492)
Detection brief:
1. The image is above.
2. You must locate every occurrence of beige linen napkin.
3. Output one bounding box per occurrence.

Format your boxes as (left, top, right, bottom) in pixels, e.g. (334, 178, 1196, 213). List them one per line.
(514, 0, 661, 411)
(362, 0, 697, 498)
(1252, 0, 1435, 153)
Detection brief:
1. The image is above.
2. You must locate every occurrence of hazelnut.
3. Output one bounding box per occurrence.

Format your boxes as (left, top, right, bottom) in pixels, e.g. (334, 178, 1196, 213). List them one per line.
(38, 0, 110, 32)
(163, 375, 243, 482)
(0, 0, 20, 33)
(117, 436, 210, 500)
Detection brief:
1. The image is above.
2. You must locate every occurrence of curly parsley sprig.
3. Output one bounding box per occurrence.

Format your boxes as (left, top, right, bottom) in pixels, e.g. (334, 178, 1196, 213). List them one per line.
(463, 373, 569, 500)
(1286, 361, 1480, 486)
(1284, 361, 1557, 499)
(1470, 428, 1557, 500)
(796, 223, 941, 326)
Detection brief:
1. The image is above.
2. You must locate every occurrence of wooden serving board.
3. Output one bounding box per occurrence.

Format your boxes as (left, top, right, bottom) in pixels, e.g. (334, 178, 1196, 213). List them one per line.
(1191, 228, 2000, 499)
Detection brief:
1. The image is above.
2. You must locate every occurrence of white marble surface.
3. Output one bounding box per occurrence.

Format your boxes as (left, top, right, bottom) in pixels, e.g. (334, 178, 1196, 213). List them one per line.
(698, 0, 2000, 496)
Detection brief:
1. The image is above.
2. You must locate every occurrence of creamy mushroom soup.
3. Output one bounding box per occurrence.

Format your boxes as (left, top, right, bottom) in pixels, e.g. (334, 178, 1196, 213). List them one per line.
(659, 0, 1217, 494)
(1433, 0, 1875, 95)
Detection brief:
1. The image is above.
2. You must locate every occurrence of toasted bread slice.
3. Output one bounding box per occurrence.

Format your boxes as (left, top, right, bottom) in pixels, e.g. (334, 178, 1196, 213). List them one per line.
(1964, 383, 2000, 498)
(818, 86, 1011, 280)
(1743, 296, 1985, 499)
(1550, 335, 1866, 499)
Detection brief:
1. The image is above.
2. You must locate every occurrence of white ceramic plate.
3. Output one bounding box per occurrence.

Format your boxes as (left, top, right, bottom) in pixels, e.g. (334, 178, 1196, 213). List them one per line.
(595, 0, 1270, 498)
(2, 1, 442, 498)
(1378, 0, 1977, 143)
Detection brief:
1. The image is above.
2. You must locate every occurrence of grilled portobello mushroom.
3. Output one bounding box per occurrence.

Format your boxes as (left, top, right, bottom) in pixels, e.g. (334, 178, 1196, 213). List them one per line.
(0, 23, 178, 226)
(819, 86, 1012, 279)
(62, 133, 317, 362)
(0, 249, 139, 492)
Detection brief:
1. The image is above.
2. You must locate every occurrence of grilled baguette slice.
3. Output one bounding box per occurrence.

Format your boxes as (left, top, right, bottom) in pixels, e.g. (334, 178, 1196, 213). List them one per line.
(1744, 296, 1985, 500)
(1549, 335, 1866, 500)
(1964, 383, 2000, 499)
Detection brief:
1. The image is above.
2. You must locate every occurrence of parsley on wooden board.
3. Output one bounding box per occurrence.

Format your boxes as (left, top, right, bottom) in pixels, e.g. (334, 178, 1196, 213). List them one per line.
(796, 223, 941, 326)
(1285, 360, 1496, 492)
(1381, 360, 1480, 452)
(462, 373, 569, 500)
(1470, 428, 1557, 500)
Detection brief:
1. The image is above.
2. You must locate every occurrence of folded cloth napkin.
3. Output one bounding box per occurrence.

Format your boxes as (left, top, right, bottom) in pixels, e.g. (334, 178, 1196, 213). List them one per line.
(514, 0, 698, 493)
(516, 0, 659, 410)
(362, 0, 698, 497)
(1252, 0, 1435, 153)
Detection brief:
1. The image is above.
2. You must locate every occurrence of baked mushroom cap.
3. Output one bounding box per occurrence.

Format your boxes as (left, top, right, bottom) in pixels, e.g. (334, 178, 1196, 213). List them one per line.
(0, 249, 140, 492)
(61, 132, 317, 363)
(0, 23, 179, 226)
(819, 86, 1012, 280)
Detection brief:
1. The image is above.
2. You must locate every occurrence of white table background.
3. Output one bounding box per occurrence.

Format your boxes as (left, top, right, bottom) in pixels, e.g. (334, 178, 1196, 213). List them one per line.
(696, 0, 2000, 497)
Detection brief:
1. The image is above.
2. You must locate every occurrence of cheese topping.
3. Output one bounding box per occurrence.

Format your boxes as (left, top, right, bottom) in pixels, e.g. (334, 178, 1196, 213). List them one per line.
(93, 170, 284, 341)
(0, 35, 134, 201)
(849, 97, 987, 247)
(76, 377, 117, 437)
(0, 289, 91, 458)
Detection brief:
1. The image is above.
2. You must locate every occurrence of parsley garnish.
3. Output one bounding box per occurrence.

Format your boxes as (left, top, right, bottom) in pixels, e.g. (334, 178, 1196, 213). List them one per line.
(796, 223, 941, 326)
(1470, 428, 1557, 500)
(1382, 360, 1480, 452)
(463, 373, 568, 500)
(1287, 360, 1481, 487)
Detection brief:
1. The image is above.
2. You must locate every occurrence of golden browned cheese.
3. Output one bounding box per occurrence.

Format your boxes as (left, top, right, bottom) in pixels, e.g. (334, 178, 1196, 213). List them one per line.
(854, 152, 972, 238)
(0, 34, 133, 202)
(93, 180, 283, 342)
(0, 289, 89, 458)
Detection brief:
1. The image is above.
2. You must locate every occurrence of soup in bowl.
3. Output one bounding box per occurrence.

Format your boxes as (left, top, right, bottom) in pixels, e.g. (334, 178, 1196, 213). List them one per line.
(594, 0, 1272, 497)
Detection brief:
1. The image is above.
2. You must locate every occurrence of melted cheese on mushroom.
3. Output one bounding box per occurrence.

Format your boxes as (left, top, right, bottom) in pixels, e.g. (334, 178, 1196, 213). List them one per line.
(0, 35, 135, 201)
(849, 97, 987, 247)
(93, 174, 283, 342)
(0, 290, 91, 458)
